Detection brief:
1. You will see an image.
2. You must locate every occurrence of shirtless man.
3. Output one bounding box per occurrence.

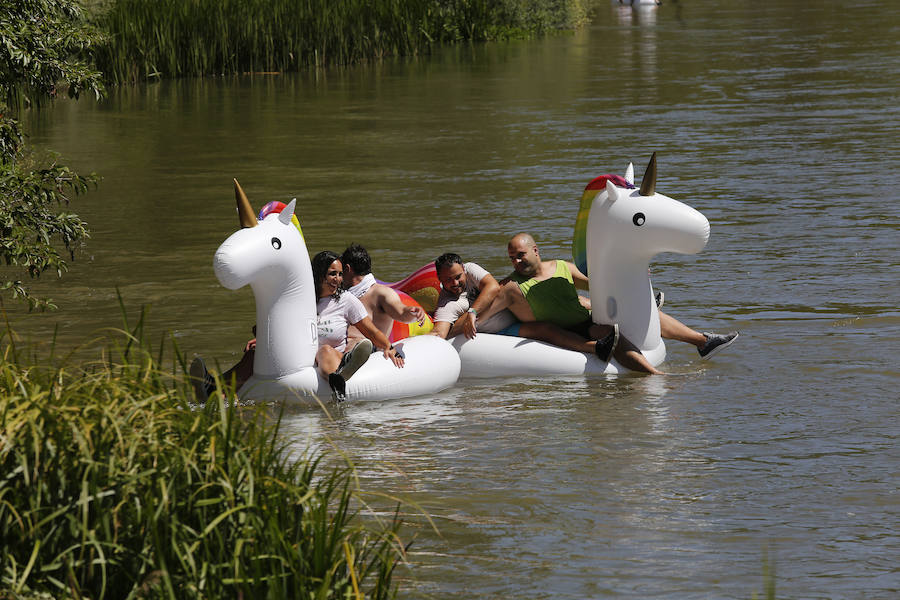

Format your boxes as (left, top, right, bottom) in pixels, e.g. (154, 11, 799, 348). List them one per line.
(341, 243, 425, 346)
(478, 233, 738, 366)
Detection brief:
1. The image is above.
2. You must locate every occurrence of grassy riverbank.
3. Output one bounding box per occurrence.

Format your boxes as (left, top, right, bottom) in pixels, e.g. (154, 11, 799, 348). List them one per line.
(89, 0, 590, 83)
(0, 315, 405, 598)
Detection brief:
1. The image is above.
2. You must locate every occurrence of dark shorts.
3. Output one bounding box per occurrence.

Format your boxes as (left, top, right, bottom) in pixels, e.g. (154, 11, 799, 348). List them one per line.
(564, 319, 595, 339)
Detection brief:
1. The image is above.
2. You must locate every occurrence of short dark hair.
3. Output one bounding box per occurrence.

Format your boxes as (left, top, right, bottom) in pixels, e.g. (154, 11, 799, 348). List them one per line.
(312, 250, 342, 300)
(341, 243, 371, 276)
(434, 252, 463, 275)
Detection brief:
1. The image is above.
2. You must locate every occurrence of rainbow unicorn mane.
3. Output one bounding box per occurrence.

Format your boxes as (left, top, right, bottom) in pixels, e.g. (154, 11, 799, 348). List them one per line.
(573, 173, 635, 275)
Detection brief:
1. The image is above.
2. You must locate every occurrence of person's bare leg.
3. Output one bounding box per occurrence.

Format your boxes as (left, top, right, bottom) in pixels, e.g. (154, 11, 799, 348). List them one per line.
(658, 310, 706, 347)
(315, 346, 342, 379)
(221, 348, 255, 391)
(477, 280, 536, 323)
(586, 322, 662, 374)
(518, 322, 594, 354)
(612, 336, 664, 374)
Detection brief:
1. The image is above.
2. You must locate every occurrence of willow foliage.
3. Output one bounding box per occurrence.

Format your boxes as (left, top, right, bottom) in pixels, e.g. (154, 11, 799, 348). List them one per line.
(0, 0, 104, 311)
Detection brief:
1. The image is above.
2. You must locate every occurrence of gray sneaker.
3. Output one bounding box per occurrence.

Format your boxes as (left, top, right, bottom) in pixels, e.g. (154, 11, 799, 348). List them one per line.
(594, 323, 620, 363)
(189, 357, 216, 401)
(698, 331, 739, 359)
(337, 339, 373, 381)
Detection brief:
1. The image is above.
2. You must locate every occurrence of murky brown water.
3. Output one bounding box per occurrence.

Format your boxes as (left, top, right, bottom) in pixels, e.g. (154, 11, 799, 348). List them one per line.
(12, 0, 900, 597)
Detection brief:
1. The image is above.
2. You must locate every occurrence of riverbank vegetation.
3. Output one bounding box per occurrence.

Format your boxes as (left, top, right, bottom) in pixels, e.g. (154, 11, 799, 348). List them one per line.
(0, 315, 406, 598)
(2, 2, 587, 595)
(90, 0, 590, 83)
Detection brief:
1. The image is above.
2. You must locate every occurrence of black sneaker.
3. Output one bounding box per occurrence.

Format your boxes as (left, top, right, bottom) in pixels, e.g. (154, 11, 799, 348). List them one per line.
(337, 339, 372, 381)
(328, 372, 347, 402)
(189, 357, 216, 401)
(655, 290, 664, 309)
(698, 331, 740, 359)
(594, 323, 620, 363)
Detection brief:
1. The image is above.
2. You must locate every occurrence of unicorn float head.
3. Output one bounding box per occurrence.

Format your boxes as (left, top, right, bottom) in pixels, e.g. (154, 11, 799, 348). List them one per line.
(213, 181, 320, 395)
(573, 153, 710, 362)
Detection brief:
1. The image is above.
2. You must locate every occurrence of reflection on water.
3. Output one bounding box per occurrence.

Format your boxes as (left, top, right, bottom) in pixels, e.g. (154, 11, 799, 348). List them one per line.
(14, 0, 900, 597)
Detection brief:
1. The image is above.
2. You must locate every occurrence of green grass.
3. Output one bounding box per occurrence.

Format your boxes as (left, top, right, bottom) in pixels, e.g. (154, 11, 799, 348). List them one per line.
(88, 0, 590, 83)
(0, 306, 406, 599)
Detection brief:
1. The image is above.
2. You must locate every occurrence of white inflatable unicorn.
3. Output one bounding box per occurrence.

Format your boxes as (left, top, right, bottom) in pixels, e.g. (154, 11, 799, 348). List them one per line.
(454, 153, 709, 377)
(213, 181, 460, 403)
(581, 153, 709, 364)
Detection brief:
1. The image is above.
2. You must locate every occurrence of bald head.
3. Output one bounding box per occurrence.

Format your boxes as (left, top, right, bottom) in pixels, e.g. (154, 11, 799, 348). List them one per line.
(507, 233, 541, 278)
(507, 232, 535, 250)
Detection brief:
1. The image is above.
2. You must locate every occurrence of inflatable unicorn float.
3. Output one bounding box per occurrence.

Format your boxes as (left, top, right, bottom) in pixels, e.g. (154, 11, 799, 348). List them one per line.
(211, 154, 709, 402)
(212, 181, 460, 403)
(430, 153, 710, 376)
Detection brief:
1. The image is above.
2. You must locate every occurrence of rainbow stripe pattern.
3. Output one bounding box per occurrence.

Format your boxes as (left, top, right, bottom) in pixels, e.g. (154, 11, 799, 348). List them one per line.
(380, 262, 443, 342)
(258, 201, 304, 238)
(572, 173, 634, 276)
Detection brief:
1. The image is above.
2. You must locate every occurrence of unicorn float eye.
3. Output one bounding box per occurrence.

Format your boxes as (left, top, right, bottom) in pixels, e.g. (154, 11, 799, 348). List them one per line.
(633, 213, 646, 227)
(271, 237, 282, 249)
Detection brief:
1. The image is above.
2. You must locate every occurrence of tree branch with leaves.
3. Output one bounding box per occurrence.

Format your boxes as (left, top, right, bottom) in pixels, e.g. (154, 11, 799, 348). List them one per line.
(0, 0, 104, 310)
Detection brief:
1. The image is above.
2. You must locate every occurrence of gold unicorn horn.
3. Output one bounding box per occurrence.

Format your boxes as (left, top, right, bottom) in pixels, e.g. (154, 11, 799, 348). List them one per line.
(234, 179, 258, 228)
(639, 152, 657, 197)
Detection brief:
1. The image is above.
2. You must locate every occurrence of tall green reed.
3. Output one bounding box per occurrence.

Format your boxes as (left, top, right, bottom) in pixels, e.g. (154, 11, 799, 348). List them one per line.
(0, 307, 406, 598)
(90, 0, 589, 83)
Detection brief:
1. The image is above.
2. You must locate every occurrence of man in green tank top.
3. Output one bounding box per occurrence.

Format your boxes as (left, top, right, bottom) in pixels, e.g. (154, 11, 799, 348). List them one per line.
(476, 233, 739, 372)
(487, 233, 660, 373)
(508, 257, 591, 328)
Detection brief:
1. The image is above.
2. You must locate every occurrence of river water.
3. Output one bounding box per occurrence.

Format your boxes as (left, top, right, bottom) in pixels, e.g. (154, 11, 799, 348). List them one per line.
(14, 0, 900, 597)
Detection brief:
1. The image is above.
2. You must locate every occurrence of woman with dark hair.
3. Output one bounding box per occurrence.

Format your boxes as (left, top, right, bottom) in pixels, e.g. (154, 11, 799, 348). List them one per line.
(311, 250, 403, 400)
(190, 250, 404, 403)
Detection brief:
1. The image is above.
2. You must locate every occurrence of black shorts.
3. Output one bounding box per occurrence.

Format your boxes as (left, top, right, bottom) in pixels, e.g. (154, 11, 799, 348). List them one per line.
(564, 319, 595, 339)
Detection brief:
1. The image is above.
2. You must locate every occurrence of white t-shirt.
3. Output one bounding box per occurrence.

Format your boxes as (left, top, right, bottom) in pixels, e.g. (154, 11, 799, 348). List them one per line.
(434, 262, 517, 333)
(317, 292, 369, 352)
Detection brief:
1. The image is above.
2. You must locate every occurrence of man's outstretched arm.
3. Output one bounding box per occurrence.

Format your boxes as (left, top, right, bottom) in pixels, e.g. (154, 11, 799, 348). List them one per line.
(376, 286, 426, 324)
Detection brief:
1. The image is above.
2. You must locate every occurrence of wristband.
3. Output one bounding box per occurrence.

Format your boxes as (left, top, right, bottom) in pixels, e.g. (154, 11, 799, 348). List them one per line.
(467, 307, 478, 315)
